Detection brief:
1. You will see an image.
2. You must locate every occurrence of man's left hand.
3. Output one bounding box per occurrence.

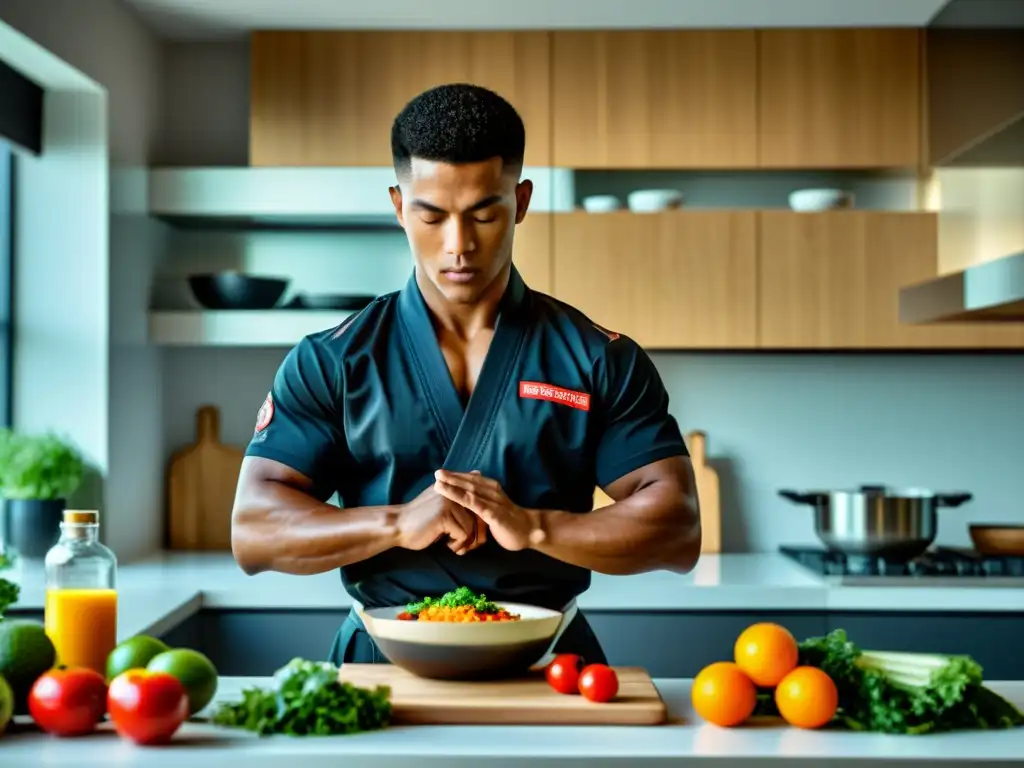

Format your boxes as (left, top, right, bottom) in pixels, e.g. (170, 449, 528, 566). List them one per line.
(433, 470, 545, 552)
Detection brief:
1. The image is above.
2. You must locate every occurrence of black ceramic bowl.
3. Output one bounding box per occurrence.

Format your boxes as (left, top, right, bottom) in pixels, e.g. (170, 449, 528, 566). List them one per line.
(284, 293, 377, 311)
(359, 603, 564, 681)
(188, 273, 289, 310)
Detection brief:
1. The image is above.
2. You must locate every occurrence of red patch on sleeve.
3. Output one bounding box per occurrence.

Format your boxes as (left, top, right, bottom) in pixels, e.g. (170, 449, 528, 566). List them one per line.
(592, 322, 620, 342)
(519, 381, 591, 412)
(255, 392, 274, 432)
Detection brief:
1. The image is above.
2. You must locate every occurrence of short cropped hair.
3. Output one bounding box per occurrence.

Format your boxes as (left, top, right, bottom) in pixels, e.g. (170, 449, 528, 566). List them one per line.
(391, 83, 526, 177)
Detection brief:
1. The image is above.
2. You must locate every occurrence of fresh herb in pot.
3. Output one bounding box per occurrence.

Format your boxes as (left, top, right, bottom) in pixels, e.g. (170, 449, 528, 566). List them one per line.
(211, 657, 391, 737)
(753, 628, 1024, 734)
(0, 577, 18, 618)
(406, 586, 501, 615)
(0, 428, 85, 500)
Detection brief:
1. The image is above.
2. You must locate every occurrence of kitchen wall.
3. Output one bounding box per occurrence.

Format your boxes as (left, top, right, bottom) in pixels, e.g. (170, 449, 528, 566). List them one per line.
(154, 40, 1024, 553)
(0, 0, 168, 559)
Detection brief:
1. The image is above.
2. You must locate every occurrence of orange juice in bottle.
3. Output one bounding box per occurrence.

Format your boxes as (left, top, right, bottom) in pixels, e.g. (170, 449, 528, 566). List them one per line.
(44, 510, 118, 676)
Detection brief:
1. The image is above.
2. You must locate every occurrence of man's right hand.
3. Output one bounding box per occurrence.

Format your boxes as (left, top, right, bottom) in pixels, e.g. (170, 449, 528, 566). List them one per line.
(397, 484, 487, 556)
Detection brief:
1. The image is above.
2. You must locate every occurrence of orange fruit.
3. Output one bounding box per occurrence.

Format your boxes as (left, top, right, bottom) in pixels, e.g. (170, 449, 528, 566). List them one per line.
(775, 666, 839, 729)
(691, 662, 757, 727)
(733, 622, 799, 687)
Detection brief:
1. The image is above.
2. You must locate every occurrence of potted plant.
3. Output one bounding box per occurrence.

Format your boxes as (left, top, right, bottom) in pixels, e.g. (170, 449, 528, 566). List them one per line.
(0, 428, 85, 558)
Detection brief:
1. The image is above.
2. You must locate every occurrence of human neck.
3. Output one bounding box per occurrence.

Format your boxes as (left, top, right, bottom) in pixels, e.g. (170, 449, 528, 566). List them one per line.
(416, 264, 510, 341)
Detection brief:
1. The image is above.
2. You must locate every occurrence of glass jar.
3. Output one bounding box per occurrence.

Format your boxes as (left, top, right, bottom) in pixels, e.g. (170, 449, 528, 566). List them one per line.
(44, 510, 118, 675)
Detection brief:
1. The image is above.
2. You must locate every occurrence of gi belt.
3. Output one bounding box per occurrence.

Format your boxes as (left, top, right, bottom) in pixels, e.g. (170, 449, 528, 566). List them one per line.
(344, 598, 579, 668)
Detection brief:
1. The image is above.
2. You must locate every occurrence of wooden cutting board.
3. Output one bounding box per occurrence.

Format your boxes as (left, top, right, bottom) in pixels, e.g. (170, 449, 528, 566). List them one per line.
(166, 405, 244, 550)
(592, 429, 721, 554)
(687, 430, 721, 554)
(337, 664, 668, 725)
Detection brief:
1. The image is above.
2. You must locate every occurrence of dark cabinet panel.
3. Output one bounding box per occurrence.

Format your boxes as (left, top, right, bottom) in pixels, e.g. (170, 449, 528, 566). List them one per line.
(10, 607, 1021, 681)
(585, 611, 828, 678)
(826, 612, 1024, 681)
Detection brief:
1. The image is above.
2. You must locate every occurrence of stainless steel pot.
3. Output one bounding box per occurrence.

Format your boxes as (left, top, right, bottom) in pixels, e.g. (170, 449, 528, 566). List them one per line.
(779, 485, 973, 559)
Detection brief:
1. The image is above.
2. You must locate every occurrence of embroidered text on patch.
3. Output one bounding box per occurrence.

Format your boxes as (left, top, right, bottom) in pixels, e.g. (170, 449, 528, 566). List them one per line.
(519, 381, 591, 412)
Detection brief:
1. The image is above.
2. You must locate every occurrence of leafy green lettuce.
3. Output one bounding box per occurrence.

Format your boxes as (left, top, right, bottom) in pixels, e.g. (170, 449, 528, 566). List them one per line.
(756, 628, 1024, 734)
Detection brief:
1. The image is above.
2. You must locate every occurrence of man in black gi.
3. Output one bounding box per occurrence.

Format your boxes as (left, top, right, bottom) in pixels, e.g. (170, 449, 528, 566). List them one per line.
(231, 83, 702, 665)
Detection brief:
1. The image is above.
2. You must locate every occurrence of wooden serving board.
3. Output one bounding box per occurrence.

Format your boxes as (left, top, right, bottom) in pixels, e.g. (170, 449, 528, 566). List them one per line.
(337, 664, 668, 725)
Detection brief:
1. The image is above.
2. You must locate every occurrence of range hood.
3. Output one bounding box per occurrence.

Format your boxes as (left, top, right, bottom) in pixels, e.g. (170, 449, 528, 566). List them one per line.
(899, 250, 1024, 323)
(897, 26, 1024, 324)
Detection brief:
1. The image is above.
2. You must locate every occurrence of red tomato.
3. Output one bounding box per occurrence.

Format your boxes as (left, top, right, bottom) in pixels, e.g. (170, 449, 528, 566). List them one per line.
(28, 667, 108, 737)
(578, 664, 619, 703)
(545, 654, 585, 695)
(107, 669, 189, 745)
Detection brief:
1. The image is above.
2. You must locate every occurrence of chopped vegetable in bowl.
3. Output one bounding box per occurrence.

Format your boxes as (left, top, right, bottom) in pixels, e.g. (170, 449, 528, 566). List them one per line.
(397, 586, 521, 622)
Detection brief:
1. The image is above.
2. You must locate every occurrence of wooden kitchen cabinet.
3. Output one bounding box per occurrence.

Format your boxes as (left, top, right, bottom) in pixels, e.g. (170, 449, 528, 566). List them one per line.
(552, 211, 758, 349)
(758, 212, 1024, 349)
(250, 31, 552, 167)
(512, 213, 553, 295)
(551, 31, 758, 169)
(757, 29, 922, 168)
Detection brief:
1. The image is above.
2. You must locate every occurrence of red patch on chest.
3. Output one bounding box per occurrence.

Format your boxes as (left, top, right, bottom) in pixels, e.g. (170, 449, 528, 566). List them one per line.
(519, 381, 591, 412)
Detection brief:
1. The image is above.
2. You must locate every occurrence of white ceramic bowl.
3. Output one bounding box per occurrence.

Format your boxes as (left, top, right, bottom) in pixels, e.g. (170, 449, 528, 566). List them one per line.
(581, 195, 623, 213)
(627, 189, 684, 213)
(788, 189, 855, 212)
(359, 602, 563, 680)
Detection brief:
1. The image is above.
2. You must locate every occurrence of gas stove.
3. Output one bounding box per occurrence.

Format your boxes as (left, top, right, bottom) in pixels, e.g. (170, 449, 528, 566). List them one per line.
(780, 546, 1024, 578)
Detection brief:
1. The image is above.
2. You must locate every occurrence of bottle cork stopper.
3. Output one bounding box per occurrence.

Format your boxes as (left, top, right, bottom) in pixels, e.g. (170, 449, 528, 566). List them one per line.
(64, 509, 99, 524)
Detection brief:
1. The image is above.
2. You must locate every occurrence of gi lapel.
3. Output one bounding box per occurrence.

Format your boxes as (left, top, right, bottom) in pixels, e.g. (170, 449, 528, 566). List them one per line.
(397, 266, 530, 472)
(397, 272, 465, 447)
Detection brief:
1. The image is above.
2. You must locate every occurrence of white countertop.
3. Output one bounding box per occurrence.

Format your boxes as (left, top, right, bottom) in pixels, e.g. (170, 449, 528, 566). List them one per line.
(3, 551, 1023, 643)
(2, 677, 1022, 766)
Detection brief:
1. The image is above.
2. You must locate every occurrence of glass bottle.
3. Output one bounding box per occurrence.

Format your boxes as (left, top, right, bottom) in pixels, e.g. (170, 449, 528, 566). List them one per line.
(44, 510, 118, 675)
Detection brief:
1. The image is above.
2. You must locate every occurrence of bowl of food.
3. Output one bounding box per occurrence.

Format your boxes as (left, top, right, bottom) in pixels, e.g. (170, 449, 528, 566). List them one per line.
(358, 587, 565, 680)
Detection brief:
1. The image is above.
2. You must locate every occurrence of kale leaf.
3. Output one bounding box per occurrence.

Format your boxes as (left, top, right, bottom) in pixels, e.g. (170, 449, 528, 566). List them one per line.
(211, 657, 392, 737)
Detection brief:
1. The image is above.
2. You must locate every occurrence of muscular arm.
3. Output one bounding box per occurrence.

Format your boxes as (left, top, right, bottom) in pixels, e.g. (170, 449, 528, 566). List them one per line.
(231, 457, 403, 576)
(528, 456, 701, 576)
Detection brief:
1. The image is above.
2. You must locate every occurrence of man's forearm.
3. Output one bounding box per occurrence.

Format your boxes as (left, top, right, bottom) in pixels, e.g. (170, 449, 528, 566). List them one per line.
(232, 479, 402, 576)
(528, 483, 701, 576)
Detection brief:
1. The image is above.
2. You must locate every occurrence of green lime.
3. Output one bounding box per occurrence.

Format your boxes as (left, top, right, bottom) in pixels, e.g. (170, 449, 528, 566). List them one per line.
(106, 635, 170, 682)
(0, 674, 13, 736)
(0, 620, 56, 715)
(147, 648, 218, 715)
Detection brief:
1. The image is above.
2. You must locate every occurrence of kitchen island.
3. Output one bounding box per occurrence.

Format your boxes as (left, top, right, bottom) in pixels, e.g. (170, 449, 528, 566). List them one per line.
(3, 677, 1023, 767)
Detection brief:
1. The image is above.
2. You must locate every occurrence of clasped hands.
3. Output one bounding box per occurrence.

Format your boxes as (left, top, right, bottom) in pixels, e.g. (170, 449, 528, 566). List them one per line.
(397, 470, 545, 556)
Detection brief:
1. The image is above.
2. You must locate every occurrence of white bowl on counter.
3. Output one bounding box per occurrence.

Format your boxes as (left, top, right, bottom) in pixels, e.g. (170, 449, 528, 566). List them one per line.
(627, 189, 685, 213)
(788, 188, 855, 212)
(581, 195, 623, 213)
